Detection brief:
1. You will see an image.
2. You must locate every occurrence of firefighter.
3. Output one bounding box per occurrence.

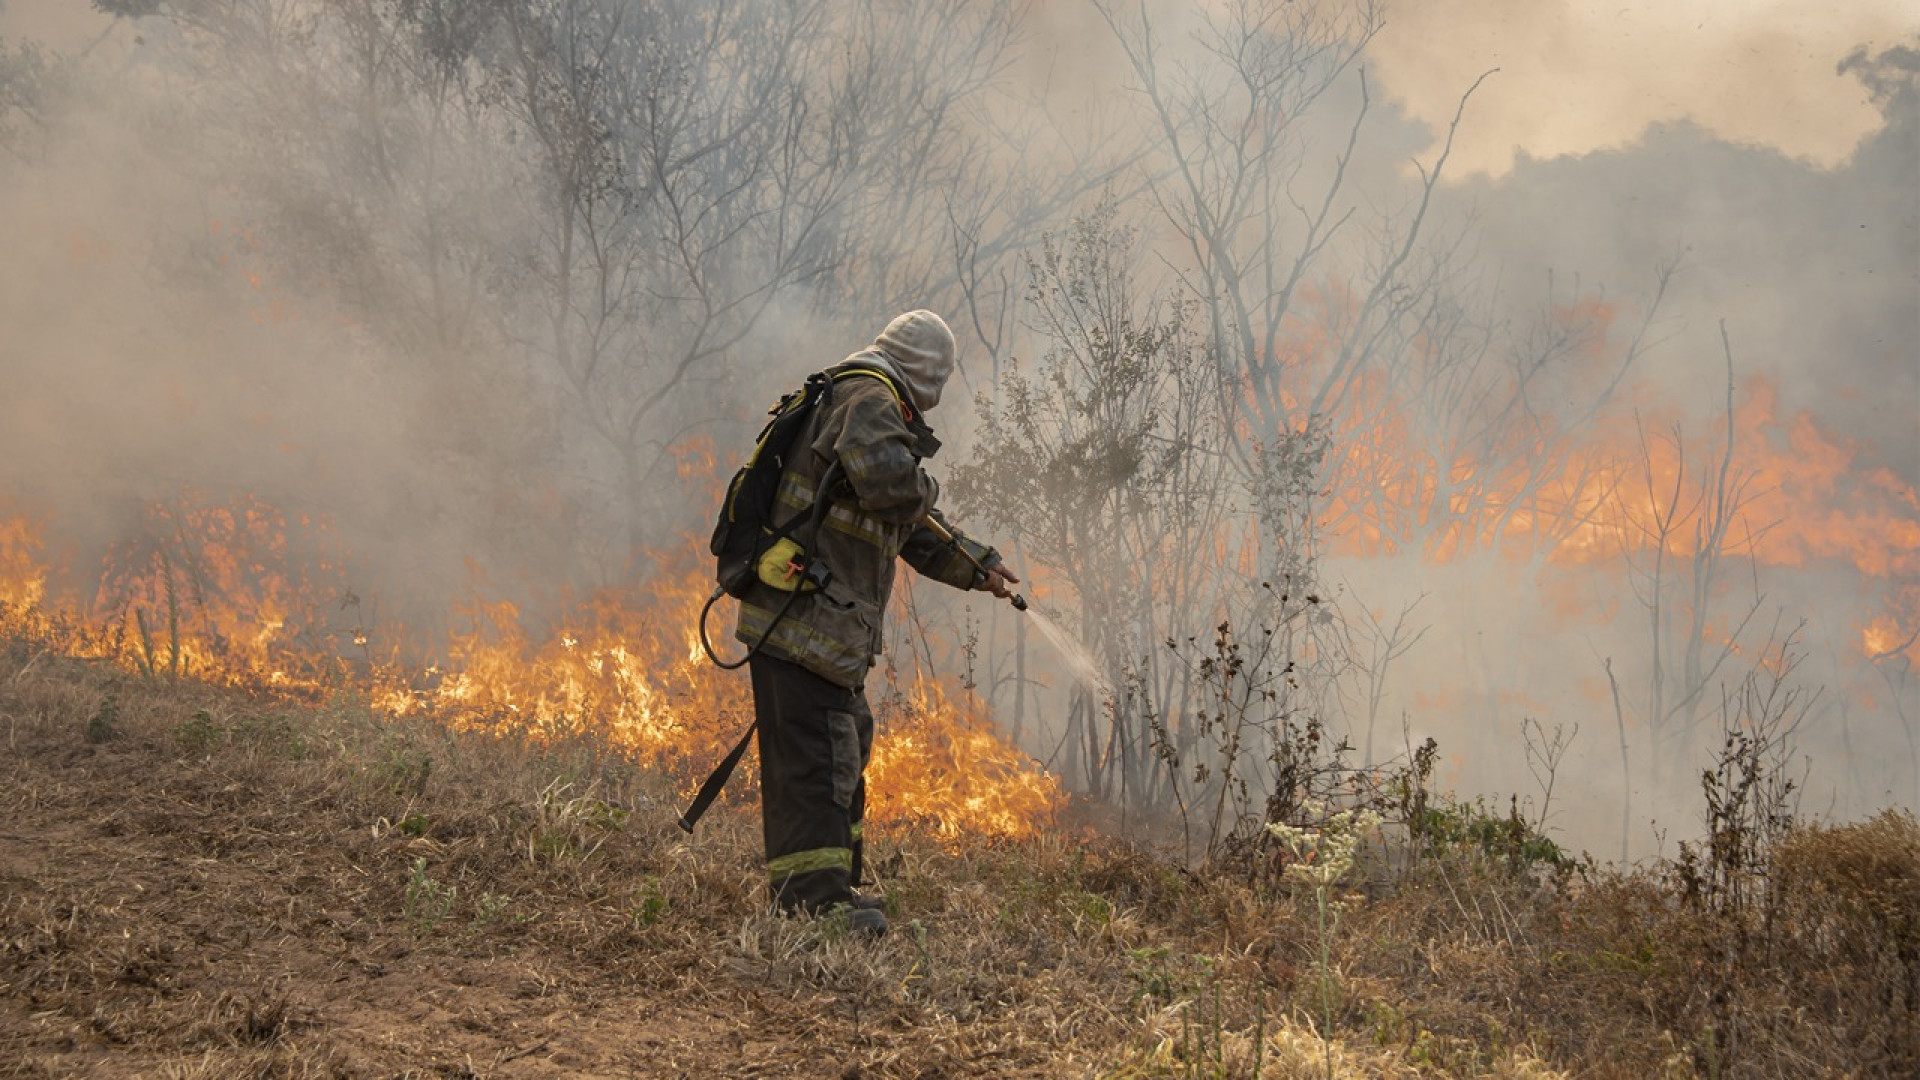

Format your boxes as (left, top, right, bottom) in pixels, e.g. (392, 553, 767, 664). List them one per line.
(735, 310, 1018, 936)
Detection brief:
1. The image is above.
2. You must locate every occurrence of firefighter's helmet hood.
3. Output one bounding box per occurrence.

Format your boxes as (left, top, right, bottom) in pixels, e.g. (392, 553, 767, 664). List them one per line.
(873, 310, 956, 412)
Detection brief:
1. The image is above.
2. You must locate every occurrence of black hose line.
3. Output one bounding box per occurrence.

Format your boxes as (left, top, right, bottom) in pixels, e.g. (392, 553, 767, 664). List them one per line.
(697, 462, 844, 671)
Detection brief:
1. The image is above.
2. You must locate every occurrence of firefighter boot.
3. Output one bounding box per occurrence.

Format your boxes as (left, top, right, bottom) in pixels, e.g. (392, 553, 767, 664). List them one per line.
(835, 904, 889, 938)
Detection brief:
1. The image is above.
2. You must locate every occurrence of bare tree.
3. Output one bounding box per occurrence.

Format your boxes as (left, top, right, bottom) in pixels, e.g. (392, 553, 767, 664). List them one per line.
(1610, 324, 1773, 784)
(0, 32, 52, 163)
(485, 0, 1067, 560)
(95, 1, 539, 424)
(1080, 6, 1700, 814)
(491, 0, 811, 544)
(952, 203, 1239, 804)
(1100, 1, 1683, 571)
(85, 0, 1109, 582)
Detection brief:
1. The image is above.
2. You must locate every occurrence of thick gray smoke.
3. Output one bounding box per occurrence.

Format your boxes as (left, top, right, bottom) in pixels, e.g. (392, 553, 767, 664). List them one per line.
(1375, 40, 1920, 848)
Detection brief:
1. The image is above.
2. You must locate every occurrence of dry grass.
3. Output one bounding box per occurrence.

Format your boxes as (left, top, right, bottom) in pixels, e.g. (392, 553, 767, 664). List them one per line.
(0, 634, 1913, 1077)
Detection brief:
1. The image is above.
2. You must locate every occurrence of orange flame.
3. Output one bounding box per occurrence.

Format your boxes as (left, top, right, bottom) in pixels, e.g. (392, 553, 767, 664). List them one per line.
(0, 512, 47, 610)
(868, 672, 1063, 839)
(0, 497, 1060, 840)
(88, 491, 352, 689)
(1306, 310, 1920, 662)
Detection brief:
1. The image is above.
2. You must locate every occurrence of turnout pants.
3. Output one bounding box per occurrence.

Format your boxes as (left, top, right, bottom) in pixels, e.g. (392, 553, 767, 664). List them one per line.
(748, 653, 874, 912)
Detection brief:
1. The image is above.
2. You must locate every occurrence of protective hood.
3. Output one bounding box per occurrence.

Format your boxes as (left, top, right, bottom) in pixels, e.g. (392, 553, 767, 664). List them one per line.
(870, 310, 956, 412)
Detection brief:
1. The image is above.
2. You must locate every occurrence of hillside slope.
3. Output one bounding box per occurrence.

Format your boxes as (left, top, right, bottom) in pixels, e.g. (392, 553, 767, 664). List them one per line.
(1, 644, 1912, 1078)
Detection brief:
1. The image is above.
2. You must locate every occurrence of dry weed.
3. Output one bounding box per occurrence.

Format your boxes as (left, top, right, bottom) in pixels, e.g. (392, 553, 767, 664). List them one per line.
(3, 638, 1915, 1077)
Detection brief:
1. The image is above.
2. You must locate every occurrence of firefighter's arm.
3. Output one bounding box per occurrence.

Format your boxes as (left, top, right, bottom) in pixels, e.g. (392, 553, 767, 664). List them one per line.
(827, 386, 937, 524)
(900, 508, 1017, 593)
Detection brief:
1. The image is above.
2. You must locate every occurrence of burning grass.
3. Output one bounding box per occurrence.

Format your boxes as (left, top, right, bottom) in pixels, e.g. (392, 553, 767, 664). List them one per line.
(2, 630, 1914, 1077)
(0, 490, 1063, 843)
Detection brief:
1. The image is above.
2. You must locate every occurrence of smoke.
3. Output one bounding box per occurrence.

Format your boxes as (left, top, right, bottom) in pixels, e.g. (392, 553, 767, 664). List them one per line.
(0, 2, 1912, 856)
(1459, 117, 1917, 467)
(0, 6, 567, 630)
(1367, 0, 1915, 177)
(1351, 35, 1920, 841)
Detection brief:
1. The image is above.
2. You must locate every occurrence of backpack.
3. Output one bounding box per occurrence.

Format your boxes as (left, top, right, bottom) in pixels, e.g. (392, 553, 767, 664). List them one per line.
(708, 370, 835, 599)
(707, 365, 910, 599)
(682, 365, 904, 833)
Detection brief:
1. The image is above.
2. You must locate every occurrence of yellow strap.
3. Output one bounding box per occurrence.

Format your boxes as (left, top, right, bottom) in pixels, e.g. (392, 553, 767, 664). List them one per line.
(833, 367, 909, 417)
(768, 846, 853, 878)
(754, 369, 903, 459)
(732, 368, 906, 524)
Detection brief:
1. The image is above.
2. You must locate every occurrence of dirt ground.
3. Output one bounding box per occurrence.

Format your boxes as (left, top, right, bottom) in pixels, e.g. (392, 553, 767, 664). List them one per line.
(4, 746, 757, 1076)
(0, 659, 1137, 1079)
(7, 652, 1913, 1080)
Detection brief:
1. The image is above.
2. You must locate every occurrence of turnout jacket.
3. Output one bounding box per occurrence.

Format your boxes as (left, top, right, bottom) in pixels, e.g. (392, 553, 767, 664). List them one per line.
(735, 352, 994, 688)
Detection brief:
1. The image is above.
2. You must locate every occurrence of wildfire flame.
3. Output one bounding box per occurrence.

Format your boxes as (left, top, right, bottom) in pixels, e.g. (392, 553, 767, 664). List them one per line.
(1304, 296, 1920, 666)
(88, 491, 351, 689)
(0, 512, 46, 610)
(0, 494, 1061, 839)
(2, 268, 1911, 836)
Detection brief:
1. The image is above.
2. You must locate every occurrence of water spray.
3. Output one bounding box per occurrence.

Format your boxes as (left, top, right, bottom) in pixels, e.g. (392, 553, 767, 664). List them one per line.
(919, 515, 1027, 611)
(920, 516, 1114, 698)
(925, 515, 1125, 699)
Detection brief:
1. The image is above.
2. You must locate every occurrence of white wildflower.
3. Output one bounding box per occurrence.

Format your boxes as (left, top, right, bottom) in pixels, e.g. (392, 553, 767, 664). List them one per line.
(1268, 805, 1381, 889)
(1267, 803, 1384, 1078)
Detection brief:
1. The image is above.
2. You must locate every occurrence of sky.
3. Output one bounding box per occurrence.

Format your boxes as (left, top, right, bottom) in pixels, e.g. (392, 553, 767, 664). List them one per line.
(1368, 0, 1917, 175)
(16, 0, 1914, 177)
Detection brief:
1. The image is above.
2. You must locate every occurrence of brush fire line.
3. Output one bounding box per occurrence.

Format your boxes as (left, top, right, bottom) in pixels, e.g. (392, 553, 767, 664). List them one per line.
(0, 497, 1061, 842)
(0, 350, 1914, 854)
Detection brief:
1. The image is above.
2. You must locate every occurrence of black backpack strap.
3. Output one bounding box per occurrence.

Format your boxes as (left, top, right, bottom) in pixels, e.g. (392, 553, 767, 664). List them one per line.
(678, 720, 757, 833)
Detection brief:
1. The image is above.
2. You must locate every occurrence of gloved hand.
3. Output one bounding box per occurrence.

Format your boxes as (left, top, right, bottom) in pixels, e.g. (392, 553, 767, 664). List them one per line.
(979, 563, 1021, 599)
